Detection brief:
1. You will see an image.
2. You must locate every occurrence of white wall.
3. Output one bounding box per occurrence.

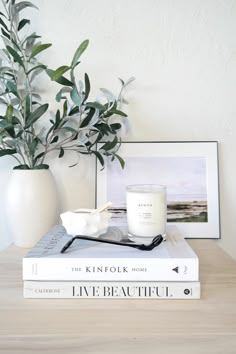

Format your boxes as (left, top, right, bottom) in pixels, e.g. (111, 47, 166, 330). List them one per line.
(1, 0, 236, 258)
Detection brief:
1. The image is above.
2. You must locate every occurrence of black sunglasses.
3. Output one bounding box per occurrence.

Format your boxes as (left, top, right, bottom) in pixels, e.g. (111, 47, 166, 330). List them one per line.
(61, 234, 164, 254)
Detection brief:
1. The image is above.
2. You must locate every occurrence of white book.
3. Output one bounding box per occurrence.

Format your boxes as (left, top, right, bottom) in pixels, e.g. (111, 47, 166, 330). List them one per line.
(23, 225, 199, 281)
(24, 281, 200, 299)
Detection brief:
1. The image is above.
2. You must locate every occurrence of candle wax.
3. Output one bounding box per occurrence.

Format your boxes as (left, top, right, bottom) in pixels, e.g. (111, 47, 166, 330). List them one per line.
(126, 189, 166, 237)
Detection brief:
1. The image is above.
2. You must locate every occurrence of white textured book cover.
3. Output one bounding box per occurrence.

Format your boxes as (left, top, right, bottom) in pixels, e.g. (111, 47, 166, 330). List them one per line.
(24, 281, 200, 299)
(23, 225, 199, 281)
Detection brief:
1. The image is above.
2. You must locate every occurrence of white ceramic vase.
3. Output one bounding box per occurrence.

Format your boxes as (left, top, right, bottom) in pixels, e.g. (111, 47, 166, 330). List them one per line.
(5, 169, 59, 248)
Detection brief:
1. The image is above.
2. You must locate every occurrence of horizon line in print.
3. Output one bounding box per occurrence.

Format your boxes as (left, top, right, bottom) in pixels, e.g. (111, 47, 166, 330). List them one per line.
(106, 156, 208, 223)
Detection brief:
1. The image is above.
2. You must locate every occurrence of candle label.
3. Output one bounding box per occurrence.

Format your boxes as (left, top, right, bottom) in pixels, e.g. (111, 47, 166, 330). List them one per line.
(126, 191, 166, 237)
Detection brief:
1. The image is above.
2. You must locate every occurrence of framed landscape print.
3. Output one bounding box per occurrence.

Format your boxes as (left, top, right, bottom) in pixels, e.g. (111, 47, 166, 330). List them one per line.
(96, 141, 220, 239)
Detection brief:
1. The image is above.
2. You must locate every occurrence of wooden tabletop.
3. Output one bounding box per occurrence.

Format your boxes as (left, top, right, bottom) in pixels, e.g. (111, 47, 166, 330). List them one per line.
(0, 239, 236, 354)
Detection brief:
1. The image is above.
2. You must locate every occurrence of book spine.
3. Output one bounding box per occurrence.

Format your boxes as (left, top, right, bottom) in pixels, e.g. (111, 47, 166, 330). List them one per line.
(24, 281, 200, 299)
(23, 258, 199, 281)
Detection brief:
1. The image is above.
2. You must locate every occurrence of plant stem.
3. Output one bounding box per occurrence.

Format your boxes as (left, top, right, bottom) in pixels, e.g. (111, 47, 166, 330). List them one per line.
(40, 131, 77, 164)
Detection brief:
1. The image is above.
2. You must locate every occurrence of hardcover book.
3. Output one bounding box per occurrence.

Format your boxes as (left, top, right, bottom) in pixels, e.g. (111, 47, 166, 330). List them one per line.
(23, 225, 199, 281)
(24, 280, 200, 299)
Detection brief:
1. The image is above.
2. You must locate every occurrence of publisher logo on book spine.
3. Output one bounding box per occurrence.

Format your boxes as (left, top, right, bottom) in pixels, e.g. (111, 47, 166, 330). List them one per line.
(172, 266, 188, 274)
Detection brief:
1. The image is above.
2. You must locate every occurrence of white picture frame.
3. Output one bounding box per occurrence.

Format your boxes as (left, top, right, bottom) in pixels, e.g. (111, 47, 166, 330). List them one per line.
(96, 141, 220, 239)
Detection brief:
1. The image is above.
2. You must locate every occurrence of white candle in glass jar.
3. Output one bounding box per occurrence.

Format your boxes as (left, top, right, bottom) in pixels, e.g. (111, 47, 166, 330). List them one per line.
(126, 184, 166, 240)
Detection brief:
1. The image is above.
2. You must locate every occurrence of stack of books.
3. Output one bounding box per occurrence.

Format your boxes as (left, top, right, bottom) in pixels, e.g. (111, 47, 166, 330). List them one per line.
(23, 225, 200, 299)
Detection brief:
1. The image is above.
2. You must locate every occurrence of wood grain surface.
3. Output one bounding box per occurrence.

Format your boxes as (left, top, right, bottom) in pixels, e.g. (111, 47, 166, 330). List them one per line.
(0, 240, 236, 354)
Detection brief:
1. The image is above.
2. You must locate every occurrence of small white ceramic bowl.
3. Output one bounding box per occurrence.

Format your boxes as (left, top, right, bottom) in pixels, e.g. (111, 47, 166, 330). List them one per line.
(60, 209, 111, 237)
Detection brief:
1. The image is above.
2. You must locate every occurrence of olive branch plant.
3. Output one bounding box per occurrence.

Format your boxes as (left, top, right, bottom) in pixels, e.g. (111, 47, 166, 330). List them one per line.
(0, 0, 134, 170)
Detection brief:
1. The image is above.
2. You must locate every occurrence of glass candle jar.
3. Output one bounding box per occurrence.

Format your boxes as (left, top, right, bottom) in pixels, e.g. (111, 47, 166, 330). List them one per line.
(126, 184, 167, 243)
